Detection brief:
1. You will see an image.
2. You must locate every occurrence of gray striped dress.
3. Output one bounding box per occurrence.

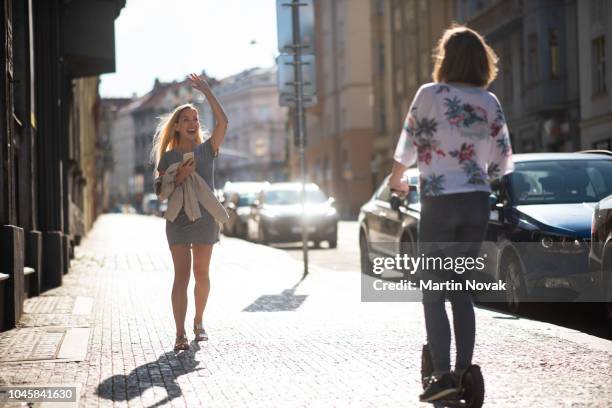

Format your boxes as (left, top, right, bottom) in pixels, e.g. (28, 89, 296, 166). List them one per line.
(156, 139, 219, 245)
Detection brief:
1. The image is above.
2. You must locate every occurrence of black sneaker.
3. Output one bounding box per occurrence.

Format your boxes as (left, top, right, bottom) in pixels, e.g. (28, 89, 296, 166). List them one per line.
(419, 372, 459, 402)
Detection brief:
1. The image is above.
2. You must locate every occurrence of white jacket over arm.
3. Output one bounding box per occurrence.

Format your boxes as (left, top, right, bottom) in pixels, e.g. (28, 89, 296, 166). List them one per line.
(153, 162, 229, 223)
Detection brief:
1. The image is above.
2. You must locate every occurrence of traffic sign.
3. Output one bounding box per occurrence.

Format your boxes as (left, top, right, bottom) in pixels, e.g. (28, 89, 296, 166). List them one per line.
(277, 54, 317, 108)
(276, 0, 314, 54)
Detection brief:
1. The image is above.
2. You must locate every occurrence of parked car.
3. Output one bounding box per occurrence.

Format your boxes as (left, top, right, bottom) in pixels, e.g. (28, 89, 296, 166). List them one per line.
(486, 153, 612, 310)
(158, 200, 168, 217)
(247, 182, 338, 247)
(358, 168, 420, 276)
(141, 193, 159, 215)
(221, 181, 267, 238)
(112, 204, 138, 214)
(589, 194, 612, 329)
(359, 153, 612, 311)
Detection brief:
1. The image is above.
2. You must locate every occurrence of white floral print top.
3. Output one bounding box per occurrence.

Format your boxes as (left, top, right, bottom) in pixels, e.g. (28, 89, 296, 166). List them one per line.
(393, 82, 514, 196)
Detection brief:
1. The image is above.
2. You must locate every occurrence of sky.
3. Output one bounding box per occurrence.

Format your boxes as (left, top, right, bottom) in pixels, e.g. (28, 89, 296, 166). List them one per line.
(99, 0, 279, 98)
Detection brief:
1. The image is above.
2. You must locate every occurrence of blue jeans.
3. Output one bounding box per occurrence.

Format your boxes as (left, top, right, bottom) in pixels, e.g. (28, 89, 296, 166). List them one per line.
(418, 191, 490, 376)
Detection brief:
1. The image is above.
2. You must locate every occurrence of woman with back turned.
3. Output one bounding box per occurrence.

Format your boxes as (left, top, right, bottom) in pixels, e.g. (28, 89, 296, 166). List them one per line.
(389, 25, 514, 403)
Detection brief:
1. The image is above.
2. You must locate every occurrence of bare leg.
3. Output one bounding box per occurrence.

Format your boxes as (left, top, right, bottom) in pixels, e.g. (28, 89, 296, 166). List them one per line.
(192, 244, 213, 324)
(169, 244, 191, 335)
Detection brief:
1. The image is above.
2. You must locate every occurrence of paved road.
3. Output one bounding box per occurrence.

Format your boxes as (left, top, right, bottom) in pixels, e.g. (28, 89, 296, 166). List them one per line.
(0, 214, 610, 407)
(279, 221, 361, 273)
(279, 221, 612, 341)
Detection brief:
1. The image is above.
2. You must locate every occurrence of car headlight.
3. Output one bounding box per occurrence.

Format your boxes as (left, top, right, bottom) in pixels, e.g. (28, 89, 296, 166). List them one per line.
(261, 211, 277, 219)
(236, 207, 250, 217)
(325, 207, 337, 217)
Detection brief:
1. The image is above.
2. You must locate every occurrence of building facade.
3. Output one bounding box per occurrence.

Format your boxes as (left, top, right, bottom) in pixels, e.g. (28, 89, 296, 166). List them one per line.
(457, 0, 580, 153)
(200, 67, 289, 187)
(291, 0, 377, 218)
(100, 97, 131, 210)
(369, 0, 456, 186)
(0, 0, 125, 332)
(577, 0, 612, 150)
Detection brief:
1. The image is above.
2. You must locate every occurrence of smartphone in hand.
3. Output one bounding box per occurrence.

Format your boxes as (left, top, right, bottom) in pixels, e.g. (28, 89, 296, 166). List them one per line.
(182, 152, 194, 165)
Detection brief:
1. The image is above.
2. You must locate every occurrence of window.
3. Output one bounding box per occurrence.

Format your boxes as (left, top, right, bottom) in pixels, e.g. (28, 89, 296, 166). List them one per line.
(527, 33, 539, 85)
(377, 42, 385, 75)
(258, 107, 269, 121)
(253, 137, 267, 157)
(323, 157, 330, 181)
(590, 0, 605, 28)
(377, 100, 387, 135)
(549, 29, 560, 79)
(593, 138, 611, 150)
(510, 160, 612, 204)
(395, 67, 404, 95)
(338, 20, 345, 50)
(592, 36, 607, 95)
(502, 41, 513, 102)
(404, 0, 415, 26)
(314, 160, 321, 184)
(394, 6, 402, 31)
(375, 0, 384, 16)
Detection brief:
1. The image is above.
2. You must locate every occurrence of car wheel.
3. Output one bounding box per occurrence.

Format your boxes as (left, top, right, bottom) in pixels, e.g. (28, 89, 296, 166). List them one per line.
(328, 238, 337, 249)
(502, 254, 527, 314)
(235, 221, 244, 239)
(258, 223, 268, 245)
(360, 230, 374, 276)
(605, 278, 612, 333)
(603, 254, 612, 332)
(229, 218, 238, 237)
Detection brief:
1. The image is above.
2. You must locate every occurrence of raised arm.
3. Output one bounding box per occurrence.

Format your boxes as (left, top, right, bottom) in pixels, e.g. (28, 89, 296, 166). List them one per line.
(189, 73, 228, 155)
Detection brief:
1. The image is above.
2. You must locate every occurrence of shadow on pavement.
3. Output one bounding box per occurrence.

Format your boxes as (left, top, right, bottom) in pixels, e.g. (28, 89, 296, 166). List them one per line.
(366, 270, 612, 340)
(243, 276, 308, 312)
(477, 302, 612, 340)
(96, 340, 204, 407)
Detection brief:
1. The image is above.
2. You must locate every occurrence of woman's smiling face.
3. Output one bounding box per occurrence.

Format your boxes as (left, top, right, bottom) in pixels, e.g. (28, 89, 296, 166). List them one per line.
(175, 108, 199, 142)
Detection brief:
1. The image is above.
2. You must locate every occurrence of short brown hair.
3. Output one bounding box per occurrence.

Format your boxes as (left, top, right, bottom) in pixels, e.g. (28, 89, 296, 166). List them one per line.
(432, 24, 499, 87)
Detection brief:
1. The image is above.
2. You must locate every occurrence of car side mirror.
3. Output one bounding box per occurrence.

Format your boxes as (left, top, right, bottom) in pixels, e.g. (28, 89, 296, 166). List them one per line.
(328, 197, 336, 207)
(390, 194, 402, 211)
(490, 179, 501, 192)
(489, 194, 498, 210)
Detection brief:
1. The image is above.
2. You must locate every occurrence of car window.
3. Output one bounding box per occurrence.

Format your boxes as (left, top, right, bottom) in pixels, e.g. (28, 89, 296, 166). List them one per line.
(586, 167, 606, 198)
(375, 185, 391, 202)
(263, 189, 328, 204)
(407, 190, 419, 204)
(509, 160, 612, 204)
(237, 193, 257, 207)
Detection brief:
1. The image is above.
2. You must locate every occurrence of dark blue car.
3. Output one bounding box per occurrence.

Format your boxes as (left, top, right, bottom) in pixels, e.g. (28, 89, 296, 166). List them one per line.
(485, 153, 612, 310)
(359, 152, 612, 311)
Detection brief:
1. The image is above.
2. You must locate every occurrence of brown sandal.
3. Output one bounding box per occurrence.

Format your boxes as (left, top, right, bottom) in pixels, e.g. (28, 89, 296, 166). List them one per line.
(174, 333, 189, 351)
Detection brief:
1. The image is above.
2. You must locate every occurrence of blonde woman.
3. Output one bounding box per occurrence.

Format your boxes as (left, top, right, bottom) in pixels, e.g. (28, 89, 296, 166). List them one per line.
(389, 26, 513, 402)
(151, 73, 228, 351)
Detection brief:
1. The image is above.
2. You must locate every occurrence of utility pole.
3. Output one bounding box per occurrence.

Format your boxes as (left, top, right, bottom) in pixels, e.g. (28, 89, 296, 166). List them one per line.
(276, 0, 316, 278)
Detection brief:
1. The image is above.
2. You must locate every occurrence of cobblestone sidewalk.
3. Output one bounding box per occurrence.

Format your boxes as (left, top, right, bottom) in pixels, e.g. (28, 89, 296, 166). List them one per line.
(0, 214, 611, 407)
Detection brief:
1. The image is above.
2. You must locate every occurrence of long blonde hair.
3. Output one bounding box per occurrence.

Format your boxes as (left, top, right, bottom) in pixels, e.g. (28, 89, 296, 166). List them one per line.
(150, 103, 207, 172)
